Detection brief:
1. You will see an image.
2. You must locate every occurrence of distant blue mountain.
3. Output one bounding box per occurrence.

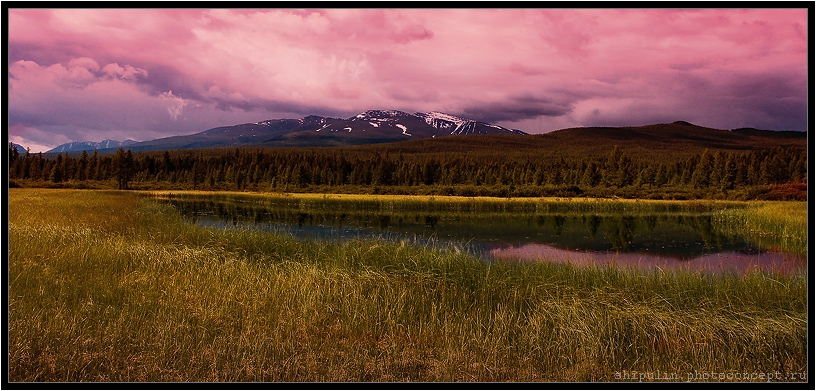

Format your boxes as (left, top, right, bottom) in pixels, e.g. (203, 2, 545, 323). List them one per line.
(46, 139, 137, 153)
(10, 142, 27, 154)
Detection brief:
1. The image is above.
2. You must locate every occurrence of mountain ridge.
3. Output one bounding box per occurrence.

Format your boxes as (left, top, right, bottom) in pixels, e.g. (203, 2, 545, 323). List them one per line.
(340, 120, 806, 160)
(39, 115, 806, 156)
(122, 110, 526, 152)
(47, 139, 137, 153)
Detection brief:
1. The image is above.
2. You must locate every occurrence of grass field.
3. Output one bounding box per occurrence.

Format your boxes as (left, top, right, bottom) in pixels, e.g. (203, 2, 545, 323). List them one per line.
(8, 189, 808, 382)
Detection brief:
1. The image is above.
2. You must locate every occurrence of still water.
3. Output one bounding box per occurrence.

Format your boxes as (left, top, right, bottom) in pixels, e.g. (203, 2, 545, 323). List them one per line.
(161, 196, 804, 274)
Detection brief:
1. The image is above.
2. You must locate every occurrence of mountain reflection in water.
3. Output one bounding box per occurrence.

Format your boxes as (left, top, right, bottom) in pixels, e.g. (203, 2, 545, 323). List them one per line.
(489, 243, 803, 275)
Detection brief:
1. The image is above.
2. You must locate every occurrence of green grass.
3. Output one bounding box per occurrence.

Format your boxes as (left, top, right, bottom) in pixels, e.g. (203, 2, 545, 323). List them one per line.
(8, 189, 808, 382)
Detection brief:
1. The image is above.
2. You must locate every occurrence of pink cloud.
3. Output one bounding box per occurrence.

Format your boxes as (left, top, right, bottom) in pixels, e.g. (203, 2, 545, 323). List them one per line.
(101, 63, 148, 80)
(159, 90, 188, 120)
(7, 8, 808, 151)
(8, 59, 262, 150)
(67, 57, 100, 71)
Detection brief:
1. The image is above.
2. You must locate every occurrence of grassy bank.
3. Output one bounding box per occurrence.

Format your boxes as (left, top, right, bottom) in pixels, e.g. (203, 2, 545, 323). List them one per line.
(10, 177, 808, 201)
(8, 189, 807, 382)
(146, 189, 746, 215)
(713, 202, 808, 257)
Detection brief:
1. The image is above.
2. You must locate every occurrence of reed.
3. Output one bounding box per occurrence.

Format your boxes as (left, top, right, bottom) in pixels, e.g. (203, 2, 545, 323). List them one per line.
(9, 189, 807, 382)
(713, 201, 808, 256)
(146, 189, 746, 215)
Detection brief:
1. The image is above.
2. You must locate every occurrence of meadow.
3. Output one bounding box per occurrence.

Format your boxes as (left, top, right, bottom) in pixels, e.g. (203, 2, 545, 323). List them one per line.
(8, 188, 808, 382)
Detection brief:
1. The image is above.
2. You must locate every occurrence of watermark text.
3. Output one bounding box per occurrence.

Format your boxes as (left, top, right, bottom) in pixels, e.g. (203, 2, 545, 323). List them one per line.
(614, 370, 807, 382)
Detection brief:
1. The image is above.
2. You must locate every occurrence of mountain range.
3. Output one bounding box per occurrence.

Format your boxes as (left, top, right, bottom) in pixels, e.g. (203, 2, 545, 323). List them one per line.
(47, 139, 138, 153)
(34, 110, 806, 155)
(122, 110, 525, 152)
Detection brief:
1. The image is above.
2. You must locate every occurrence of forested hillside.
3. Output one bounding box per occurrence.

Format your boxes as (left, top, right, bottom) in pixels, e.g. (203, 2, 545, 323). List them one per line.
(8, 138, 807, 200)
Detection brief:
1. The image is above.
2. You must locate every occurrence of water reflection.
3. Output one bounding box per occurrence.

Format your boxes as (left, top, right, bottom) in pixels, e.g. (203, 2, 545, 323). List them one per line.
(163, 198, 804, 274)
(490, 244, 803, 275)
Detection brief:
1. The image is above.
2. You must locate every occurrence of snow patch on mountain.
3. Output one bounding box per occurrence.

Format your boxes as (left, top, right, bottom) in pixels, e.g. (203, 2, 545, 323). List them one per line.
(355, 110, 411, 120)
(347, 109, 526, 136)
(396, 124, 411, 136)
(416, 111, 511, 135)
(419, 111, 467, 128)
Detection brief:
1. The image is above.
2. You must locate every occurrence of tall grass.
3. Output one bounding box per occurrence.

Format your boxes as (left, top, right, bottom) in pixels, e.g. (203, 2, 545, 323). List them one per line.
(713, 201, 808, 256)
(8, 189, 807, 382)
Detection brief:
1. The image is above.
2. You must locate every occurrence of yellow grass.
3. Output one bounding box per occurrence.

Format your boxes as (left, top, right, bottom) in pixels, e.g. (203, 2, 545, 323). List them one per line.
(8, 189, 807, 382)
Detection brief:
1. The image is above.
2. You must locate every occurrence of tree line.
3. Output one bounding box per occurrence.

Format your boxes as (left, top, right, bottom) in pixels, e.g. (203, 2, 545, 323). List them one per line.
(8, 143, 807, 199)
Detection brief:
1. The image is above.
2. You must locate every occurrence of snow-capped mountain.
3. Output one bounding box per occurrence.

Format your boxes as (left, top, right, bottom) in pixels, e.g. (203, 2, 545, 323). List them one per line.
(47, 139, 137, 153)
(121, 110, 527, 151)
(420, 111, 525, 135)
(352, 110, 526, 136)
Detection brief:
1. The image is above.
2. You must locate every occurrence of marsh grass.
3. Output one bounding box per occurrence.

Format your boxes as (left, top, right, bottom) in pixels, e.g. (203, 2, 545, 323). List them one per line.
(713, 202, 808, 256)
(147, 190, 746, 215)
(8, 189, 807, 382)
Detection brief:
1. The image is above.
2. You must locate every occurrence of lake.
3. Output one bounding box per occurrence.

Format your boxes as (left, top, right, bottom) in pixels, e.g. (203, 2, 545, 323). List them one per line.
(157, 195, 804, 275)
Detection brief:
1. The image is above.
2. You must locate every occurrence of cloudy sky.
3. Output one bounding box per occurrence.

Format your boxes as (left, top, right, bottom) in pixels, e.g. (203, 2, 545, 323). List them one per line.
(8, 8, 808, 152)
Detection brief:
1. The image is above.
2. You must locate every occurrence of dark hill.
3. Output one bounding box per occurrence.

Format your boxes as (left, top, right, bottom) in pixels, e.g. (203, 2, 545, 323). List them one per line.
(80, 120, 806, 163)
(343, 121, 806, 161)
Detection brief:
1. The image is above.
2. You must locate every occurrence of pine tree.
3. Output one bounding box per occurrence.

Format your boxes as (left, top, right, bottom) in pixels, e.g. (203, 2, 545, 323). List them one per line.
(710, 152, 725, 186)
(721, 153, 737, 190)
(617, 153, 634, 187)
(581, 161, 600, 187)
(8, 142, 19, 166)
(20, 148, 31, 179)
(603, 146, 622, 187)
(77, 150, 89, 181)
(30, 152, 42, 180)
(656, 164, 671, 187)
(191, 160, 202, 190)
(636, 165, 654, 188)
(113, 147, 135, 189)
(691, 150, 712, 188)
(50, 154, 64, 183)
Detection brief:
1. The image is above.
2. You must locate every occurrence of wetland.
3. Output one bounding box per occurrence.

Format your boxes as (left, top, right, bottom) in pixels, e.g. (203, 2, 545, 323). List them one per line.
(158, 192, 805, 275)
(8, 189, 808, 382)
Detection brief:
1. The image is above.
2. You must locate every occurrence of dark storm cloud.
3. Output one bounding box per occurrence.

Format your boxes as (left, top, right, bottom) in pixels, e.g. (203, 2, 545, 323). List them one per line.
(460, 95, 576, 123)
(577, 69, 808, 132)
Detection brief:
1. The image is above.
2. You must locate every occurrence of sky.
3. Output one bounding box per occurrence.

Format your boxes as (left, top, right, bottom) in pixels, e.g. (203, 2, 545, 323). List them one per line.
(7, 8, 809, 152)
